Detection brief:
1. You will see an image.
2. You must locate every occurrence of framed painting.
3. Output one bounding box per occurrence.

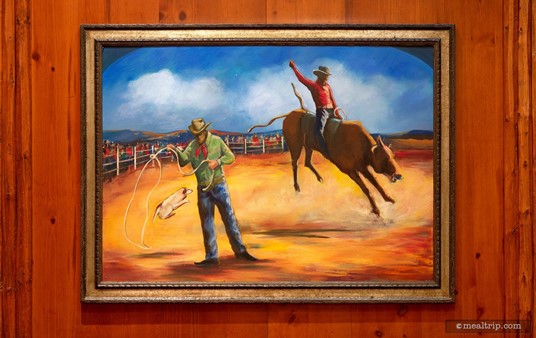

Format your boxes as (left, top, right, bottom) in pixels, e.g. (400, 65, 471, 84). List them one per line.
(81, 24, 455, 302)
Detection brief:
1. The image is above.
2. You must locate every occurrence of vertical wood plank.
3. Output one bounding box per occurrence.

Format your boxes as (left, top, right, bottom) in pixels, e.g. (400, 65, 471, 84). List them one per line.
(504, 0, 520, 333)
(1, 0, 17, 336)
(14, 0, 33, 335)
(517, 1, 534, 334)
(504, 0, 534, 337)
(532, 1, 536, 335)
(1, 0, 32, 336)
(461, 0, 506, 327)
(31, 0, 80, 334)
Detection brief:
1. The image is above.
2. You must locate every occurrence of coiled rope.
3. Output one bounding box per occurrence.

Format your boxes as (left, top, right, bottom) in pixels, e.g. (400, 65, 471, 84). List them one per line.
(123, 146, 214, 249)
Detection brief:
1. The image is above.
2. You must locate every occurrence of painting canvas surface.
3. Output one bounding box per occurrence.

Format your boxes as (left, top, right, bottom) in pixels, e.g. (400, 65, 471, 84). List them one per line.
(100, 44, 435, 285)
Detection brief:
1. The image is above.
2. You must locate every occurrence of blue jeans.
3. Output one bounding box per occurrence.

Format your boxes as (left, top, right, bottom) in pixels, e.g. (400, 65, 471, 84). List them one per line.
(315, 108, 334, 156)
(197, 180, 246, 260)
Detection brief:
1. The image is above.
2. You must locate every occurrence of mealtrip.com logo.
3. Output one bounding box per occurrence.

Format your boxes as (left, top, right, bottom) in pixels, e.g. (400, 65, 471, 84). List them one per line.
(445, 320, 531, 334)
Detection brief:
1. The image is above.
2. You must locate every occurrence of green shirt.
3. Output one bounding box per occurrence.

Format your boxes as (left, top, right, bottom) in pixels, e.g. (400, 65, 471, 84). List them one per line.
(178, 133, 235, 187)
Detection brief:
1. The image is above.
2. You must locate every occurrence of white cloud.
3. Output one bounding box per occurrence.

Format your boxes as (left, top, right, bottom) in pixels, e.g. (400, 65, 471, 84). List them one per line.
(238, 60, 432, 133)
(330, 64, 403, 131)
(107, 64, 432, 133)
(239, 66, 306, 128)
(114, 69, 225, 130)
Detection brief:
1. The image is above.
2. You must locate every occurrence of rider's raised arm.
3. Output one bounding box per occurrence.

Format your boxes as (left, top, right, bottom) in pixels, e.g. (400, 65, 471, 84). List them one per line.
(289, 61, 315, 90)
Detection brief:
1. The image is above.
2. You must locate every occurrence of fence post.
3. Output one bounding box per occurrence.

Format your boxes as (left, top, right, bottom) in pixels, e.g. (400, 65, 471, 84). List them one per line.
(116, 145, 120, 176)
(262, 138, 266, 154)
(134, 146, 137, 170)
(244, 137, 247, 154)
(281, 136, 285, 151)
(151, 146, 155, 167)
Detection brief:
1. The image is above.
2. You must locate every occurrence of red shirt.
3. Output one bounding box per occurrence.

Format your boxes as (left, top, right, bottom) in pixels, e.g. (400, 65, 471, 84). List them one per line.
(291, 66, 337, 109)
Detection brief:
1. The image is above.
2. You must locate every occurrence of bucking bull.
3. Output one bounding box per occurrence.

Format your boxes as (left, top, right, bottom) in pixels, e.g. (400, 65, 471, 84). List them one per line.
(248, 84, 402, 216)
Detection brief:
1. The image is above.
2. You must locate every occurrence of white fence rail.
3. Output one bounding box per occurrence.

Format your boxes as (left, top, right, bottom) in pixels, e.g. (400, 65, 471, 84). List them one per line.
(103, 146, 172, 176)
(103, 137, 287, 177)
(226, 137, 286, 155)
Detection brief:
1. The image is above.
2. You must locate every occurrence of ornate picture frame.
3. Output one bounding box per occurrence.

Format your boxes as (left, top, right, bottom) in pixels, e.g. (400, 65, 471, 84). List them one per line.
(81, 24, 455, 303)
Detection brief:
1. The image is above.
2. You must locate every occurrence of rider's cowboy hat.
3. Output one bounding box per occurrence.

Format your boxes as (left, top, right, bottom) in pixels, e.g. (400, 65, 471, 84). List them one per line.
(188, 118, 211, 135)
(313, 66, 331, 77)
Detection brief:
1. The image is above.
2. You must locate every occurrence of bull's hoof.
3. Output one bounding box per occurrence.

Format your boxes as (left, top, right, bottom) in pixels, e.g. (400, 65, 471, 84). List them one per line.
(385, 196, 395, 204)
(371, 208, 381, 216)
(317, 176, 323, 183)
(294, 184, 301, 192)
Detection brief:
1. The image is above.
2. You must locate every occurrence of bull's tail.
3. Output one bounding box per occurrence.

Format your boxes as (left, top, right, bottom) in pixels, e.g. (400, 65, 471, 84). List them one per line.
(291, 82, 306, 110)
(248, 114, 290, 133)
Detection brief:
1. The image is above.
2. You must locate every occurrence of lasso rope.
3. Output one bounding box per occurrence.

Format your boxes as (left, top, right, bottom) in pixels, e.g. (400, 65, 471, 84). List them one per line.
(123, 146, 214, 249)
(334, 107, 348, 120)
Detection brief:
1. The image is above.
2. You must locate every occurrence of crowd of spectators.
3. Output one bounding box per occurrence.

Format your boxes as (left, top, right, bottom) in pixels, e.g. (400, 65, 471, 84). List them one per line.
(224, 133, 282, 146)
(224, 132, 284, 154)
(102, 132, 285, 177)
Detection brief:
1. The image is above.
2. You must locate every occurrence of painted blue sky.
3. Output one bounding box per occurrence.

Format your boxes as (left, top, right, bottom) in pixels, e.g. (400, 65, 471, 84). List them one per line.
(102, 45, 433, 133)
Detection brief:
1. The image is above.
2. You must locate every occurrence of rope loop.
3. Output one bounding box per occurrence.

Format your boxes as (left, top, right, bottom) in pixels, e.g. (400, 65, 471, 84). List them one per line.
(123, 146, 215, 249)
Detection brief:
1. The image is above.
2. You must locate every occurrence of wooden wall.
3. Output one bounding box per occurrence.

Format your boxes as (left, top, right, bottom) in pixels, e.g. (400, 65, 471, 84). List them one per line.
(1, 0, 534, 337)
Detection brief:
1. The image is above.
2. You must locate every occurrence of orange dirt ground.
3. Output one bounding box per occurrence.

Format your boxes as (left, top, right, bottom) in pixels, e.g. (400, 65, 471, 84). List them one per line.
(102, 148, 434, 284)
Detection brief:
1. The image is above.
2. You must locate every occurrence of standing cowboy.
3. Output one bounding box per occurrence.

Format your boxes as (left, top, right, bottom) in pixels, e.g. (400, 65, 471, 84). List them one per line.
(167, 118, 257, 266)
(289, 60, 342, 158)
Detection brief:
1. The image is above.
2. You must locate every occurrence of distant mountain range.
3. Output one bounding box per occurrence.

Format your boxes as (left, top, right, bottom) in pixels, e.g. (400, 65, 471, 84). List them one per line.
(103, 129, 247, 145)
(373, 130, 434, 140)
(103, 128, 433, 145)
(103, 129, 189, 144)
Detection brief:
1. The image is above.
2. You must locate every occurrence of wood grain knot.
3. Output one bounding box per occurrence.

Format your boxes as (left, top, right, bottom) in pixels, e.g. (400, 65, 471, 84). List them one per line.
(287, 313, 296, 324)
(477, 306, 484, 318)
(397, 305, 408, 316)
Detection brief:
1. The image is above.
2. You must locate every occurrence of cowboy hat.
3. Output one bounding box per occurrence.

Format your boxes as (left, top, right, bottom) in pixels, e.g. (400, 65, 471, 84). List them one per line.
(188, 118, 211, 135)
(313, 66, 331, 77)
